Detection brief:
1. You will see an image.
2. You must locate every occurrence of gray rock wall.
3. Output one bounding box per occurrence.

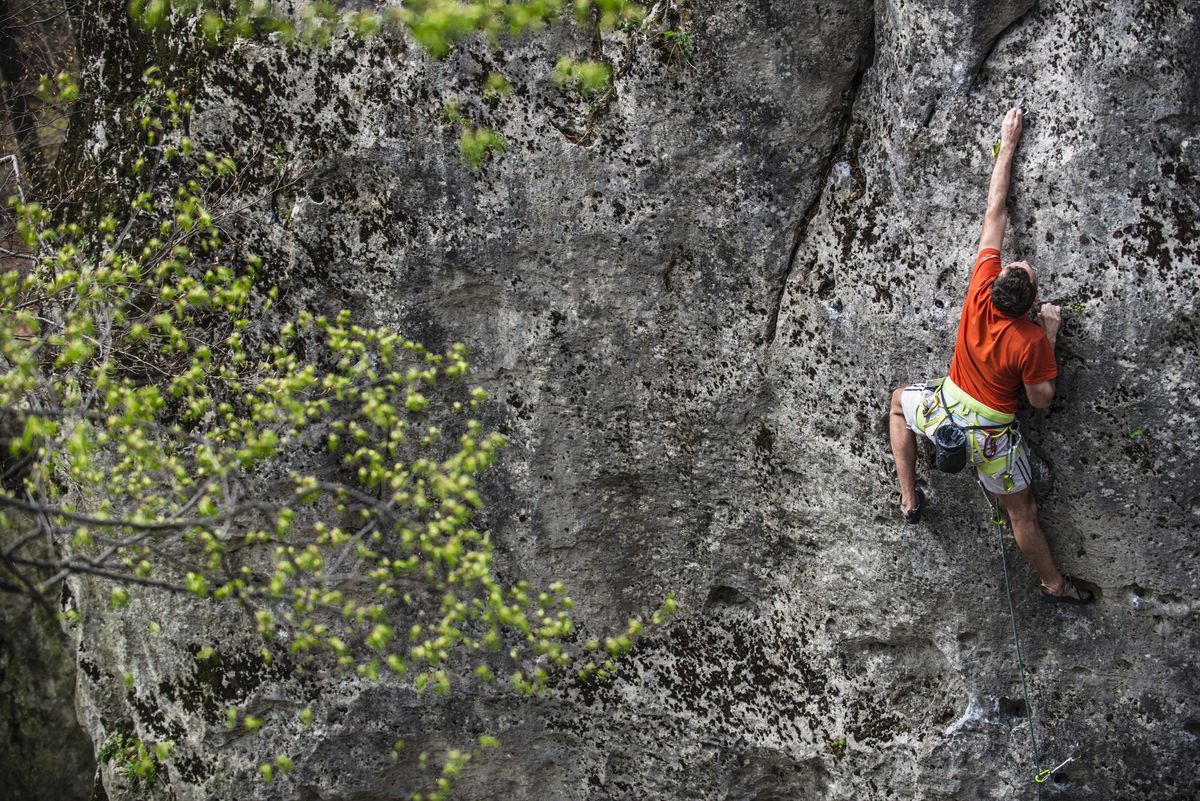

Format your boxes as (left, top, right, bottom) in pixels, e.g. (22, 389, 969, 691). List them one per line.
(67, 1, 1199, 799)
(0, 591, 96, 800)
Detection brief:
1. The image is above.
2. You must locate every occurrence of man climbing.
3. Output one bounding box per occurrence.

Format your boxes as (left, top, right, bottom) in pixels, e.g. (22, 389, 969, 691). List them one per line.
(888, 105, 1096, 605)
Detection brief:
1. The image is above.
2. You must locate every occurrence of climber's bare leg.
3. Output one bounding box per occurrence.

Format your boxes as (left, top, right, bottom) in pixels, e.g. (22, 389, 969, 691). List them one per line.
(997, 488, 1064, 590)
(889, 388, 920, 514)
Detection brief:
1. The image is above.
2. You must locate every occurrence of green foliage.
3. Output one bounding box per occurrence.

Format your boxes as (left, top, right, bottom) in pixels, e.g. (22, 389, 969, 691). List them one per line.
(458, 126, 507, 170)
(444, 99, 506, 170)
(660, 29, 695, 59)
(98, 732, 172, 792)
(553, 56, 613, 94)
(482, 72, 512, 100)
(37, 72, 80, 104)
(403, 747, 476, 801)
(129, 0, 646, 56)
(443, 99, 466, 126)
(118, 1, 686, 171)
(0, 64, 680, 794)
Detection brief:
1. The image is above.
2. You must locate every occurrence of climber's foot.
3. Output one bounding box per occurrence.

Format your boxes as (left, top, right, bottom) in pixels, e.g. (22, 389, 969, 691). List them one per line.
(1040, 575, 1098, 606)
(901, 488, 925, 524)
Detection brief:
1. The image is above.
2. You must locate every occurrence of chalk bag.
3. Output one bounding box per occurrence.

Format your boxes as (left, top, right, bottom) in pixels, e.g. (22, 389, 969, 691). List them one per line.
(933, 422, 968, 473)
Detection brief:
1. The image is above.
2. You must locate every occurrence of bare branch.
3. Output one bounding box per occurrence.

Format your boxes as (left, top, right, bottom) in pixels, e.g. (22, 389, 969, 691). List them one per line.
(0, 492, 283, 531)
(11, 553, 191, 593)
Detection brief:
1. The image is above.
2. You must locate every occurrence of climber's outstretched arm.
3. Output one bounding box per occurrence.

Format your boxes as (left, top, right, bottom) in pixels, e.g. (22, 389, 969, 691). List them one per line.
(979, 106, 1024, 252)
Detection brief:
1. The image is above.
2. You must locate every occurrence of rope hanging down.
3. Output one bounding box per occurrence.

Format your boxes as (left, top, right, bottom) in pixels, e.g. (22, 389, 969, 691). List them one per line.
(978, 479, 1073, 800)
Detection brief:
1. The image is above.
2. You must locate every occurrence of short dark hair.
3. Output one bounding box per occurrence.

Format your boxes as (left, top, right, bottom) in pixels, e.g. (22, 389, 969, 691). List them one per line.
(991, 266, 1036, 317)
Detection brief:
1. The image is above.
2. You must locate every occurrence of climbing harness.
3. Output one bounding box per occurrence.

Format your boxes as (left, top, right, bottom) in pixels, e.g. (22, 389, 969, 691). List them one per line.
(980, 479, 1076, 798)
(918, 377, 1020, 482)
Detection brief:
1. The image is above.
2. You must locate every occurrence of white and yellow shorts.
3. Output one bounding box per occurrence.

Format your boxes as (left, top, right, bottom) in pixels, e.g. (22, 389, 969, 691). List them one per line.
(899, 376, 1033, 495)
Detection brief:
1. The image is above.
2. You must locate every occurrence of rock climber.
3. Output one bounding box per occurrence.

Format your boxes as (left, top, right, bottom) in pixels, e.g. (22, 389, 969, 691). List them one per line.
(887, 105, 1096, 605)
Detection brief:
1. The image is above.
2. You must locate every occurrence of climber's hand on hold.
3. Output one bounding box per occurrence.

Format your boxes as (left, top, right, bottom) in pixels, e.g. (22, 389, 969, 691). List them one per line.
(999, 107, 1024, 153)
(1037, 303, 1062, 343)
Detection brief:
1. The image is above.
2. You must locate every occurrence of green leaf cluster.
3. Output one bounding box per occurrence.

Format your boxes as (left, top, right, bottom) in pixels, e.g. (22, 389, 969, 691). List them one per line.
(98, 732, 173, 791)
(443, 99, 506, 170)
(661, 28, 696, 59)
(130, 0, 647, 56)
(552, 56, 613, 94)
(0, 65, 680, 791)
(37, 72, 80, 104)
(458, 126, 507, 170)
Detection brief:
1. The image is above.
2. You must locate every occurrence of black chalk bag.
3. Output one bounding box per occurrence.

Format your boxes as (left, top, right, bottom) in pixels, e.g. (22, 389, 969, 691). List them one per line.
(933, 422, 968, 474)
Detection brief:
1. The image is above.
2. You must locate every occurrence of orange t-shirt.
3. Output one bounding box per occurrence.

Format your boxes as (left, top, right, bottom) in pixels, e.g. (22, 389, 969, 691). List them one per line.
(948, 248, 1058, 413)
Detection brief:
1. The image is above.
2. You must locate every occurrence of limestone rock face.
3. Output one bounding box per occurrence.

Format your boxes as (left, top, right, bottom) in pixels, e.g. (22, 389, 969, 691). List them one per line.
(68, 1, 1198, 800)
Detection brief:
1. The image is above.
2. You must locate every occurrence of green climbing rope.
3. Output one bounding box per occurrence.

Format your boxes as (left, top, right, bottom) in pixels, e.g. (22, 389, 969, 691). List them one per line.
(979, 480, 1043, 800)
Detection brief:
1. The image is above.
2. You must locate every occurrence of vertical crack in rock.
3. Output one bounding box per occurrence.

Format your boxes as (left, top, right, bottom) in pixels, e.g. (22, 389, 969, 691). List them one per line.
(968, 0, 1039, 88)
(765, 20, 876, 348)
(922, 91, 941, 128)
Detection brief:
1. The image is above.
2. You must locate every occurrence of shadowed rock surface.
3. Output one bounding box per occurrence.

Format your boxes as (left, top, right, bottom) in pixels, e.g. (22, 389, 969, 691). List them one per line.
(57, 1, 1199, 799)
(0, 590, 96, 801)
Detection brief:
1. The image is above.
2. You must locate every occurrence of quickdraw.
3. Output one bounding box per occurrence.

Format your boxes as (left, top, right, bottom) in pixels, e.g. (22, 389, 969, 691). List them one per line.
(1035, 755, 1077, 783)
(978, 479, 1007, 526)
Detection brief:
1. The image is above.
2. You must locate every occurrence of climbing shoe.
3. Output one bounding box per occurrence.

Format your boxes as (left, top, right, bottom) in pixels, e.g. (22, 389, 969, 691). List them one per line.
(1040, 575, 1097, 606)
(902, 488, 925, 524)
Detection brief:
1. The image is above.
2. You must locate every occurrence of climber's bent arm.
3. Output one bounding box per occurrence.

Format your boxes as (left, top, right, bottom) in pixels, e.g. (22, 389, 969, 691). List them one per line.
(1025, 379, 1055, 409)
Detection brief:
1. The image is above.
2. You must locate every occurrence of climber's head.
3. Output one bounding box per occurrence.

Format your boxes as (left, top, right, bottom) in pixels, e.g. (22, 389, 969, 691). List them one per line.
(991, 261, 1038, 317)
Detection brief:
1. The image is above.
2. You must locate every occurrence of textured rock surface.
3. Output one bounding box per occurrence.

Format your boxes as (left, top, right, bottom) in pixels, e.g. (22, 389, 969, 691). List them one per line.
(63, 1, 1199, 799)
(0, 592, 96, 800)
